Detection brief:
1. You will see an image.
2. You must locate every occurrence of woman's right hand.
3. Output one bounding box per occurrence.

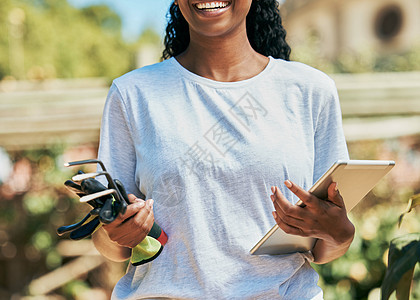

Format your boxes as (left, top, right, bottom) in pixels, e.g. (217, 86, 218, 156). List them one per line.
(102, 194, 155, 249)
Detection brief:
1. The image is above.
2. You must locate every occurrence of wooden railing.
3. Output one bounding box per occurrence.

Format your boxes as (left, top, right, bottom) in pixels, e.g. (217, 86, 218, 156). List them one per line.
(335, 72, 420, 141)
(0, 78, 109, 150)
(1, 72, 420, 150)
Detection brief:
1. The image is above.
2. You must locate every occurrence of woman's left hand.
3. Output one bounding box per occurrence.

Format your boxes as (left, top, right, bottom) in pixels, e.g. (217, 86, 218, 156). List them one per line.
(271, 180, 355, 264)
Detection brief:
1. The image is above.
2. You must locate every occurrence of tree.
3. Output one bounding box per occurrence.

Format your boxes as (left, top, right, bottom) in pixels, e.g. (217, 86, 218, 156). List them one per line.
(0, 0, 136, 80)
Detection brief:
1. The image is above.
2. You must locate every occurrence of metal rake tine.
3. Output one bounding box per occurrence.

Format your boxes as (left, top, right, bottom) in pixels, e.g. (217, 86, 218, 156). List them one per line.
(64, 159, 107, 172)
(72, 172, 109, 183)
(79, 189, 118, 203)
(71, 171, 125, 204)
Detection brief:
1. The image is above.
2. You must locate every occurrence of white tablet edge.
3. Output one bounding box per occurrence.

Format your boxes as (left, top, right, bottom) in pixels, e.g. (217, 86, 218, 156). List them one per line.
(249, 159, 395, 255)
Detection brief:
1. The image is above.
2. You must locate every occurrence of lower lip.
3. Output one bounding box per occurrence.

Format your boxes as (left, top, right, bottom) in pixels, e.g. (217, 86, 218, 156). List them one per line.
(193, 3, 231, 17)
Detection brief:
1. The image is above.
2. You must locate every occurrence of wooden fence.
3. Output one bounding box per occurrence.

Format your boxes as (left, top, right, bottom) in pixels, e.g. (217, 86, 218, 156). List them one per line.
(1, 72, 419, 297)
(1, 72, 420, 150)
(336, 71, 420, 141)
(0, 78, 109, 150)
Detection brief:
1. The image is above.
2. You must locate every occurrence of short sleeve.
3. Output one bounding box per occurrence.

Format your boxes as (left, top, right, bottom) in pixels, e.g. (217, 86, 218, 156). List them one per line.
(313, 79, 349, 183)
(97, 83, 142, 197)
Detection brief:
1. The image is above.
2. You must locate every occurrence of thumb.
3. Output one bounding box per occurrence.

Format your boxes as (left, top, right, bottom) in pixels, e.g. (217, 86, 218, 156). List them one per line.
(327, 182, 345, 208)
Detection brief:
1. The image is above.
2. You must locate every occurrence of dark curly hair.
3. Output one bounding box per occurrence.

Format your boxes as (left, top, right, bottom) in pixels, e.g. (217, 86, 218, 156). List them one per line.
(162, 0, 291, 60)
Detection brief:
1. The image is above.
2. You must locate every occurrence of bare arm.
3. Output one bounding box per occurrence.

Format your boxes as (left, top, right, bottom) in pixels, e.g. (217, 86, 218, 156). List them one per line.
(92, 227, 132, 262)
(271, 181, 355, 264)
(92, 195, 155, 262)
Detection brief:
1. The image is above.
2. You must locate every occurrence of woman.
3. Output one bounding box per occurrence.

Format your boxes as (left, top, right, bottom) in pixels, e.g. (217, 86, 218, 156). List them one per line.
(93, 0, 355, 299)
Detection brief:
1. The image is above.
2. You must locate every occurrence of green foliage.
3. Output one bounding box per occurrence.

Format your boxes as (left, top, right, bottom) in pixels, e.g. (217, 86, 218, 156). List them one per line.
(0, 0, 13, 78)
(399, 194, 420, 228)
(381, 195, 420, 300)
(0, 0, 140, 80)
(292, 44, 420, 74)
(0, 145, 93, 298)
(381, 233, 420, 300)
(63, 280, 90, 297)
(23, 191, 57, 215)
(315, 204, 420, 300)
(315, 139, 420, 300)
(32, 230, 53, 251)
(81, 5, 122, 33)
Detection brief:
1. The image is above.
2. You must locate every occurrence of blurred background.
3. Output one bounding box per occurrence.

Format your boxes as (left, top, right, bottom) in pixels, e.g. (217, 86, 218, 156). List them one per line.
(0, 0, 419, 299)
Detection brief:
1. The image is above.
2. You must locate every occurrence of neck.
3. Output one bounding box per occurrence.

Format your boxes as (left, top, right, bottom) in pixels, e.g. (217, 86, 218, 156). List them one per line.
(176, 28, 268, 82)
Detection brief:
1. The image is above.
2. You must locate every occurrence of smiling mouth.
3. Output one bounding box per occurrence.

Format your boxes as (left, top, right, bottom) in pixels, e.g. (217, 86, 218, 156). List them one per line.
(194, 1, 231, 11)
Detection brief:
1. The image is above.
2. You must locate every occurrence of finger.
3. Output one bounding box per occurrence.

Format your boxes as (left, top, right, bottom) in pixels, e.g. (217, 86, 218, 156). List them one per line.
(270, 186, 292, 214)
(270, 186, 304, 221)
(327, 182, 345, 208)
(112, 201, 145, 225)
(140, 202, 155, 233)
(272, 211, 307, 237)
(117, 211, 154, 248)
(284, 180, 319, 208)
(271, 193, 305, 222)
(128, 193, 143, 204)
(118, 199, 153, 231)
(117, 200, 154, 247)
(132, 199, 154, 230)
(274, 205, 308, 229)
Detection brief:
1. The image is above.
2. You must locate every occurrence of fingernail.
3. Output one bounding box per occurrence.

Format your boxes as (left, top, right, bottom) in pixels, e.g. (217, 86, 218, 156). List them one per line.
(272, 211, 277, 219)
(284, 180, 292, 188)
(136, 201, 146, 208)
(271, 186, 275, 194)
(334, 182, 339, 192)
(148, 199, 154, 208)
(270, 195, 275, 202)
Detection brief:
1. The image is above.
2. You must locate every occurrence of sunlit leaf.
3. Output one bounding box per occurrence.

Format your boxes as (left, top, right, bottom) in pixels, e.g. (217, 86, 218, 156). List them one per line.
(398, 194, 420, 228)
(381, 233, 420, 300)
(396, 267, 415, 300)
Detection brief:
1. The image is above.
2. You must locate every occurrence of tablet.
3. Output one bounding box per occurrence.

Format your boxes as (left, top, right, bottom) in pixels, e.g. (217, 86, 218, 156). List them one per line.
(249, 160, 395, 256)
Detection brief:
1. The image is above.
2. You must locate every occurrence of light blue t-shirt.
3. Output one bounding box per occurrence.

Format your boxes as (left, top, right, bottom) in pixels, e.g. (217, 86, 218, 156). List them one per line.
(97, 56, 349, 299)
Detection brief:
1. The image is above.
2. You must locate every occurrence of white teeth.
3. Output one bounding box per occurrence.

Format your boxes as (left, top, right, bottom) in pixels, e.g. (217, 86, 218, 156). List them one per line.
(195, 2, 229, 10)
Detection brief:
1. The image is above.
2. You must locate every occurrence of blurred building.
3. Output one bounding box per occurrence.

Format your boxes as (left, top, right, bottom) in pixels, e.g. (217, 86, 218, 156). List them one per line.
(281, 0, 420, 59)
